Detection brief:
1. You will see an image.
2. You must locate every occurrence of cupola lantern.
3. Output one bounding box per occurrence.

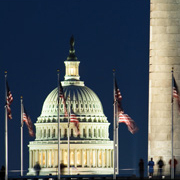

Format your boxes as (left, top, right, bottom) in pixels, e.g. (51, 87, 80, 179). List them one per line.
(64, 36, 80, 80)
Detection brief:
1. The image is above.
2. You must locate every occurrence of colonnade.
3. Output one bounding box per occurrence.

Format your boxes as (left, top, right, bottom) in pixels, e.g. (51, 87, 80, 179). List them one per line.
(36, 125, 109, 140)
(29, 148, 113, 169)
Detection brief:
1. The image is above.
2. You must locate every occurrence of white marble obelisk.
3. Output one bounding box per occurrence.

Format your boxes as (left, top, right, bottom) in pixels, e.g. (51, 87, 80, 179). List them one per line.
(149, 0, 180, 176)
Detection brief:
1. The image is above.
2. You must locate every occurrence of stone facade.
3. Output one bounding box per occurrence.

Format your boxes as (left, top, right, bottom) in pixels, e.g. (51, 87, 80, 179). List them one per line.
(149, 0, 180, 175)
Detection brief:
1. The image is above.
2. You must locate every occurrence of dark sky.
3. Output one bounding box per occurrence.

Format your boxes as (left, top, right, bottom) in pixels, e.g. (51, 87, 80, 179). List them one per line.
(0, 0, 150, 176)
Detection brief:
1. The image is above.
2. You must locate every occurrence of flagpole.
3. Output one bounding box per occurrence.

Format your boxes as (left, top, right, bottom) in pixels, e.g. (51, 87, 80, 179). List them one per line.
(57, 69, 61, 180)
(67, 96, 70, 175)
(20, 96, 23, 176)
(113, 69, 116, 179)
(171, 68, 174, 179)
(115, 70, 119, 175)
(116, 97, 119, 175)
(113, 69, 117, 179)
(5, 71, 8, 180)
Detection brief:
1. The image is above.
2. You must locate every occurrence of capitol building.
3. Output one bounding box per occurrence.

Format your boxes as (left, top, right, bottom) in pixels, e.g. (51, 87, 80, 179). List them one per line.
(28, 37, 114, 175)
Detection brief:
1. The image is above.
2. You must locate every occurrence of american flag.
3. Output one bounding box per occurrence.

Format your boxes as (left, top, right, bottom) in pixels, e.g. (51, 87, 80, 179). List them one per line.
(114, 77, 138, 134)
(119, 113, 138, 134)
(59, 81, 68, 117)
(114, 78, 123, 112)
(173, 75, 180, 111)
(173, 75, 179, 98)
(6, 81, 13, 119)
(23, 107, 34, 137)
(70, 110, 80, 135)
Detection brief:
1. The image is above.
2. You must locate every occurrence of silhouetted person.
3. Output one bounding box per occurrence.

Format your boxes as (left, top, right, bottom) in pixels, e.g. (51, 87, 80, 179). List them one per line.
(139, 159, 144, 179)
(148, 157, 154, 178)
(157, 156, 164, 179)
(0, 166, 5, 180)
(169, 156, 178, 178)
(34, 162, 41, 176)
(60, 163, 65, 175)
(49, 173, 53, 180)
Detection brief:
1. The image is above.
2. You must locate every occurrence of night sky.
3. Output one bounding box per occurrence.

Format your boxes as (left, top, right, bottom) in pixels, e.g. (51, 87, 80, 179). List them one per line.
(0, 0, 150, 176)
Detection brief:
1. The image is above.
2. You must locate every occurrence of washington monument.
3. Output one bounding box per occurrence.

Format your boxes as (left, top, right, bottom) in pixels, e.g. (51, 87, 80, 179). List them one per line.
(149, 0, 180, 176)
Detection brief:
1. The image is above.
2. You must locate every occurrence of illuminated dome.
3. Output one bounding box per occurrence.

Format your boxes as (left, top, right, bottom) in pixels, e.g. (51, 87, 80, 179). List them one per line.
(40, 85, 107, 121)
(28, 36, 113, 175)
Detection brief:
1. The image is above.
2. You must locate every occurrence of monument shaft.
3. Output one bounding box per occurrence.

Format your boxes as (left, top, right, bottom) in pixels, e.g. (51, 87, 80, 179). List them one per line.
(149, 0, 180, 175)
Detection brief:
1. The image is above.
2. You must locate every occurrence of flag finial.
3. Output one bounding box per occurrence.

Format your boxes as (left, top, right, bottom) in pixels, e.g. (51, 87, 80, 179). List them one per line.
(172, 67, 174, 73)
(113, 69, 116, 72)
(5, 71, 7, 78)
(57, 69, 60, 73)
(21, 96, 23, 99)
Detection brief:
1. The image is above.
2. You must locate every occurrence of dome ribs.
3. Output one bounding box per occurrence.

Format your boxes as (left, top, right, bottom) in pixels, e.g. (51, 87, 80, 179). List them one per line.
(39, 85, 107, 123)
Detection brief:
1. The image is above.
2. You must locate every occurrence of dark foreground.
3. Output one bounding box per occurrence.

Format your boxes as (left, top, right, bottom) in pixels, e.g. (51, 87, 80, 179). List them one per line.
(6, 174, 180, 180)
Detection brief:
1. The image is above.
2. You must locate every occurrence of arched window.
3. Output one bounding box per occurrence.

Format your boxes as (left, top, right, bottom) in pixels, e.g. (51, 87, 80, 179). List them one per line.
(103, 151, 106, 167)
(64, 129, 67, 137)
(89, 129, 91, 138)
(52, 129, 55, 138)
(94, 129, 96, 138)
(39, 152, 42, 166)
(43, 152, 45, 166)
(77, 151, 81, 166)
(70, 151, 74, 165)
(71, 129, 73, 137)
(64, 151, 67, 165)
(48, 129, 50, 137)
(98, 129, 100, 138)
(90, 150, 93, 166)
(44, 129, 46, 137)
(99, 151, 102, 167)
(102, 129, 105, 138)
(83, 129, 86, 138)
(83, 150, 87, 166)
(39, 129, 42, 138)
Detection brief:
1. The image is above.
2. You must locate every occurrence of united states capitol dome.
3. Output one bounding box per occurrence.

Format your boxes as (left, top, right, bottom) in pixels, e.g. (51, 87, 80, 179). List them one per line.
(40, 85, 106, 118)
(37, 36, 108, 123)
(28, 36, 113, 176)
